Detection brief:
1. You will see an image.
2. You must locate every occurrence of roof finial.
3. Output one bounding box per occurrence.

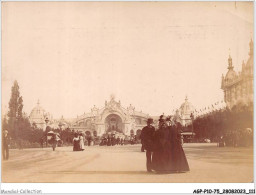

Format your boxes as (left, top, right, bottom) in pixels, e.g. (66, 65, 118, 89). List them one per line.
(37, 99, 40, 106)
(228, 53, 233, 70)
(110, 94, 115, 101)
(185, 95, 188, 101)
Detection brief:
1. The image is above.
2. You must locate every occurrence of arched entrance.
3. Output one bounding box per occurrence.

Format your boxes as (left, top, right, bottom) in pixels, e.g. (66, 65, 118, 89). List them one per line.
(105, 114, 123, 133)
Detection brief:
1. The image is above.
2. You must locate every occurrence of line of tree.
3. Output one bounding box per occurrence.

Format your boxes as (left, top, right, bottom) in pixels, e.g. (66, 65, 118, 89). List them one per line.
(2, 80, 44, 148)
(191, 102, 253, 142)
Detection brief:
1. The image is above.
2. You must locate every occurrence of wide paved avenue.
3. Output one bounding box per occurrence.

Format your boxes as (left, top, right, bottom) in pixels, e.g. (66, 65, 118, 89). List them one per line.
(2, 143, 253, 183)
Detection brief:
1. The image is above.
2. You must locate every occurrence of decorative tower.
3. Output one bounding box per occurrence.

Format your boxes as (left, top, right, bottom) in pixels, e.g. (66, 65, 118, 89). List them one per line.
(228, 54, 233, 70)
(221, 74, 225, 89)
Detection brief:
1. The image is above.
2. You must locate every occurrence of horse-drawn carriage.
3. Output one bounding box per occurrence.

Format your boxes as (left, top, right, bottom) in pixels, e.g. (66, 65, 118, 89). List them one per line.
(46, 131, 63, 148)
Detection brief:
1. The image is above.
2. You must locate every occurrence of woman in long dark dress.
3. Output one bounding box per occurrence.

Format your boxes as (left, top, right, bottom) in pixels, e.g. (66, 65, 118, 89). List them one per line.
(170, 121, 190, 172)
(151, 116, 173, 173)
(73, 133, 80, 151)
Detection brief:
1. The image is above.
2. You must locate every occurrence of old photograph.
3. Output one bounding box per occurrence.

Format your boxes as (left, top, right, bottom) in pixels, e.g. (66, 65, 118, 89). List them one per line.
(1, 1, 254, 184)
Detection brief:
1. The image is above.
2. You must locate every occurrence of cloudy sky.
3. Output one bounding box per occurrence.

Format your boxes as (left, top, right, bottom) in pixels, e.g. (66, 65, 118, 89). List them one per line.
(2, 2, 253, 118)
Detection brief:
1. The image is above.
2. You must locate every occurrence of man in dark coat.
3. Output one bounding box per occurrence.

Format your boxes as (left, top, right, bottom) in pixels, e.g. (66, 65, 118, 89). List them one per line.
(140, 118, 155, 172)
(2, 130, 10, 160)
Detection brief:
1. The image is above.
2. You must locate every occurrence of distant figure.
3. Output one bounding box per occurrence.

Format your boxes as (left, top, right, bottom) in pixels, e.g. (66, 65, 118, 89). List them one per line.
(87, 135, 93, 146)
(218, 136, 225, 147)
(111, 136, 115, 146)
(2, 130, 10, 160)
(79, 133, 85, 151)
(130, 136, 135, 145)
(107, 135, 111, 146)
(103, 137, 107, 146)
(73, 133, 80, 151)
(116, 137, 120, 145)
(140, 118, 155, 172)
(51, 134, 58, 151)
(120, 138, 124, 145)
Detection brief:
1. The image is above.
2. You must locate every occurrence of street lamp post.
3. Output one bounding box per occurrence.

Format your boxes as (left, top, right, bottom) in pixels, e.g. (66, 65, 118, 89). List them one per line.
(190, 113, 194, 142)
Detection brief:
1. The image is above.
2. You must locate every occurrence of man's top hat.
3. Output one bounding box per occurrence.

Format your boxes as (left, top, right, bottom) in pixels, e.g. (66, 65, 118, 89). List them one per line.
(147, 118, 153, 124)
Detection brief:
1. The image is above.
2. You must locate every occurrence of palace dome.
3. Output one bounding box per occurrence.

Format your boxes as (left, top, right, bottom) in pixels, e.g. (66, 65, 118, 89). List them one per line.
(179, 96, 195, 116)
(29, 100, 46, 125)
(225, 69, 237, 81)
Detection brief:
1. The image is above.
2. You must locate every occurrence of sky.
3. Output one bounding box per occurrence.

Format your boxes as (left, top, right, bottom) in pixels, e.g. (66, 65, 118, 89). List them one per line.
(2, 2, 254, 119)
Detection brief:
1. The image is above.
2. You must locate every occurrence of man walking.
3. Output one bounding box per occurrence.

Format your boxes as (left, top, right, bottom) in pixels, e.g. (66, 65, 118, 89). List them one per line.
(140, 118, 155, 172)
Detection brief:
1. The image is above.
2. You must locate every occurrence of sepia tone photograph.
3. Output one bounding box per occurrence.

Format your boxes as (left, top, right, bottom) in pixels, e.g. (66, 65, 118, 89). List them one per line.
(1, 1, 254, 184)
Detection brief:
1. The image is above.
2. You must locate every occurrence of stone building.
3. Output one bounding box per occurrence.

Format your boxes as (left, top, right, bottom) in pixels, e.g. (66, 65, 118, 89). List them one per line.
(221, 39, 254, 109)
(173, 96, 195, 126)
(71, 95, 150, 136)
(29, 100, 52, 130)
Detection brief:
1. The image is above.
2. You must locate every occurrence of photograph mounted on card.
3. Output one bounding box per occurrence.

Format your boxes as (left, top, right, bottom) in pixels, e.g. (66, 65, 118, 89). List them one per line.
(1, 1, 253, 183)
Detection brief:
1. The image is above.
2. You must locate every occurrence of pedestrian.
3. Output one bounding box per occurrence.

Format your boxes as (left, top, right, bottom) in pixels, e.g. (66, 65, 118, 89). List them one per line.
(103, 137, 107, 145)
(169, 120, 190, 172)
(151, 115, 172, 173)
(107, 135, 111, 146)
(79, 133, 85, 151)
(51, 134, 58, 151)
(117, 137, 120, 145)
(111, 135, 115, 146)
(88, 135, 92, 146)
(2, 130, 10, 160)
(73, 133, 80, 151)
(140, 118, 155, 172)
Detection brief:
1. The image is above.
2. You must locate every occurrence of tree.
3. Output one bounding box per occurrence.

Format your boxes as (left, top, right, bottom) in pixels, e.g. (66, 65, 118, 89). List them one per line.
(7, 80, 24, 139)
(2, 114, 8, 133)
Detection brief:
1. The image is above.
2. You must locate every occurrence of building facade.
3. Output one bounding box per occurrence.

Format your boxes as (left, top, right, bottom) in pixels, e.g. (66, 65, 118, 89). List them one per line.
(71, 95, 150, 136)
(221, 40, 254, 109)
(173, 96, 195, 126)
(29, 100, 53, 130)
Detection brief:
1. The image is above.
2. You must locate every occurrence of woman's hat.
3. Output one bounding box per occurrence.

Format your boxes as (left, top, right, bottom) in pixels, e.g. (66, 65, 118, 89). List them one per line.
(159, 115, 166, 122)
(166, 116, 171, 121)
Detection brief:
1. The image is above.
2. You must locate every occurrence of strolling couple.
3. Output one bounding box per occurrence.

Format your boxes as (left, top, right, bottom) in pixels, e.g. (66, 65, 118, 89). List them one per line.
(73, 132, 85, 151)
(140, 116, 189, 173)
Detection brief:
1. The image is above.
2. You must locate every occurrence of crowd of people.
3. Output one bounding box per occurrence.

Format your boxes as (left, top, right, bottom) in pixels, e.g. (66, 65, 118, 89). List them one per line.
(99, 135, 137, 146)
(218, 128, 253, 147)
(140, 116, 190, 173)
(99, 136, 124, 146)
